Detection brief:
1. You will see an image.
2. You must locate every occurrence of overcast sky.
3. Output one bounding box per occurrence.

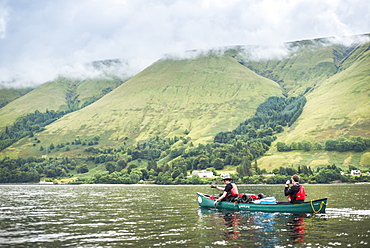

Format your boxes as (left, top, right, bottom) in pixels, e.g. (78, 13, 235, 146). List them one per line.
(0, 0, 369, 87)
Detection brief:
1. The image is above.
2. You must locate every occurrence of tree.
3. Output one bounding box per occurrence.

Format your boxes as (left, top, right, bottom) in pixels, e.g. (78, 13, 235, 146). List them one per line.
(290, 142, 298, 150)
(279, 166, 287, 175)
(266, 175, 287, 184)
(237, 157, 253, 177)
(129, 168, 142, 183)
(313, 142, 322, 150)
(193, 154, 209, 170)
(276, 142, 286, 152)
(190, 174, 201, 184)
(140, 168, 149, 180)
(265, 127, 273, 136)
(116, 159, 127, 172)
(353, 141, 366, 152)
(325, 139, 337, 151)
(77, 165, 89, 174)
(248, 129, 257, 139)
(147, 159, 158, 171)
(275, 125, 284, 133)
(315, 169, 342, 183)
(171, 169, 182, 179)
(301, 140, 312, 151)
(212, 158, 224, 170)
(252, 160, 260, 175)
(285, 167, 297, 175)
(105, 163, 115, 173)
(156, 172, 171, 184)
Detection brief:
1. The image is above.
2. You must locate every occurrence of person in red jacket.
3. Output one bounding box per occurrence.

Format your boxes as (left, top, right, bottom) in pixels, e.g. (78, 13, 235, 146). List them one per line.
(284, 174, 305, 204)
(213, 177, 239, 204)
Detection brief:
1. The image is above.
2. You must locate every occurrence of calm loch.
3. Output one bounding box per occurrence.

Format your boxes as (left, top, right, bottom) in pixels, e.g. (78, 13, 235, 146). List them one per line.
(0, 184, 369, 247)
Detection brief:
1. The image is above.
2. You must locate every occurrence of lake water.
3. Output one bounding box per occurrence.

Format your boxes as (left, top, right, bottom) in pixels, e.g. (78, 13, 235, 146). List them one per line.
(0, 184, 369, 247)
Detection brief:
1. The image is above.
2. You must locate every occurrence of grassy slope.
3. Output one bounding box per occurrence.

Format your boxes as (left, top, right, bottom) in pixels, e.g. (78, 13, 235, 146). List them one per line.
(1, 54, 283, 158)
(280, 42, 370, 142)
(244, 41, 346, 96)
(0, 80, 68, 130)
(0, 77, 125, 132)
(2, 39, 369, 173)
(74, 77, 125, 104)
(257, 42, 370, 171)
(0, 87, 33, 108)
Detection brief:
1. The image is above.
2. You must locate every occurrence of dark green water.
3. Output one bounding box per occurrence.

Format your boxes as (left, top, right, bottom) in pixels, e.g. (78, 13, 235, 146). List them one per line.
(0, 184, 369, 247)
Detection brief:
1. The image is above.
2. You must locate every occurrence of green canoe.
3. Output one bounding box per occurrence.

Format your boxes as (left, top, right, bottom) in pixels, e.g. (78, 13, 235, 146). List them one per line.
(196, 192, 327, 214)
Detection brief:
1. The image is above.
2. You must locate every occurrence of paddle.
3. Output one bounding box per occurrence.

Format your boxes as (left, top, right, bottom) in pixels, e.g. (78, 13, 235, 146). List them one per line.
(211, 180, 219, 207)
(211, 180, 216, 196)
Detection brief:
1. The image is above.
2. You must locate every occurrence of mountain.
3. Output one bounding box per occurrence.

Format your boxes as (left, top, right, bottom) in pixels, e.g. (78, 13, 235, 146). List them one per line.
(0, 35, 369, 173)
(1, 54, 283, 158)
(250, 40, 370, 169)
(238, 37, 368, 95)
(0, 59, 130, 132)
(280, 42, 370, 141)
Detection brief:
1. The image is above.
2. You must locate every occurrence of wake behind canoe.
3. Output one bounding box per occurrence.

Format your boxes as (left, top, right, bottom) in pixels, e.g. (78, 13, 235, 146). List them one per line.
(196, 192, 327, 214)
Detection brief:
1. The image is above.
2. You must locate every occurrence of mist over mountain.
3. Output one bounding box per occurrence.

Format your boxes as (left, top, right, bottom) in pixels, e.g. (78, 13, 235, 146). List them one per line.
(2, 0, 369, 88)
(0, 35, 369, 177)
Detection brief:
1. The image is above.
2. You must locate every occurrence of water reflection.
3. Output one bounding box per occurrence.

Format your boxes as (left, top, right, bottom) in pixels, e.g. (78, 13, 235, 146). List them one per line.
(286, 214, 307, 244)
(197, 208, 319, 247)
(1, 184, 369, 247)
(197, 209, 253, 246)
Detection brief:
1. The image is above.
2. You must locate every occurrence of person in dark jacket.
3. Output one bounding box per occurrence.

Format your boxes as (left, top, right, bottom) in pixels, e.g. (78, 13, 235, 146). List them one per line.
(284, 174, 304, 204)
(213, 177, 239, 204)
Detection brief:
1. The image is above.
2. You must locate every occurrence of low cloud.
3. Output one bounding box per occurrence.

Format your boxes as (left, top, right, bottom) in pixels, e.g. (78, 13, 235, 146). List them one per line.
(0, 0, 369, 88)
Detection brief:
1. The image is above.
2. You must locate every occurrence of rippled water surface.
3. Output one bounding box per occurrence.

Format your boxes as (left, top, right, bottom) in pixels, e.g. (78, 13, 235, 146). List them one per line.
(0, 184, 369, 247)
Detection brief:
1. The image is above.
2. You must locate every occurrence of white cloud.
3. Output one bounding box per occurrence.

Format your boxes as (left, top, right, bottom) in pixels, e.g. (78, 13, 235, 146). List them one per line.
(0, 0, 369, 87)
(0, 1, 8, 39)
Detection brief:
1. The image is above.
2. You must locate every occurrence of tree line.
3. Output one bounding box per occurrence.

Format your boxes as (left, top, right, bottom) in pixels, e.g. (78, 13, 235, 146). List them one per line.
(0, 156, 78, 183)
(276, 136, 370, 152)
(1, 94, 369, 184)
(1, 155, 368, 184)
(0, 109, 69, 151)
(238, 164, 370, 184)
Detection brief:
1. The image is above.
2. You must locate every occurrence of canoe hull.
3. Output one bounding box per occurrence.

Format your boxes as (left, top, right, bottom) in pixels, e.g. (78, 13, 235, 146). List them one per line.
(197, 192, 327, 213)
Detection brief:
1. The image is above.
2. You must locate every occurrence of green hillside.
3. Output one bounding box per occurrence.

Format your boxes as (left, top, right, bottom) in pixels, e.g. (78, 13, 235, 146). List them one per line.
(0, 87, 34, 108)
(284, 42, 370, 141)
(240, 38, 367, 96)
(1, 54, 283, 158)
(257, 42, 370, 170)
(0, 77, 126, 132)
(1, 36, 369, 184)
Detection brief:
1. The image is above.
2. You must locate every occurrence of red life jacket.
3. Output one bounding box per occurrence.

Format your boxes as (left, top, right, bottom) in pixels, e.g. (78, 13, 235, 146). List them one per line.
(296, 185, 306, 200)
(229, 183, 239, 196)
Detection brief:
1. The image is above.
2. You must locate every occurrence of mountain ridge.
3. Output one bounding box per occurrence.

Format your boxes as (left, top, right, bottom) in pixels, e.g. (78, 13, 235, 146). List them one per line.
(0, 35, 369, 173)
(28, 55, 283, 148)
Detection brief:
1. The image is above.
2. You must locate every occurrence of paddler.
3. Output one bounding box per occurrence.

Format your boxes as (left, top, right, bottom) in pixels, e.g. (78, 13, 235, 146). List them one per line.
(212, 176, 239, 204)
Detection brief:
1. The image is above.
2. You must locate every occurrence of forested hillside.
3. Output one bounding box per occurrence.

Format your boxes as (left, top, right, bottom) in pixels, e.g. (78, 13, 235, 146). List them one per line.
(1, 94, 369, 184)
(0, 35, 369, 184)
